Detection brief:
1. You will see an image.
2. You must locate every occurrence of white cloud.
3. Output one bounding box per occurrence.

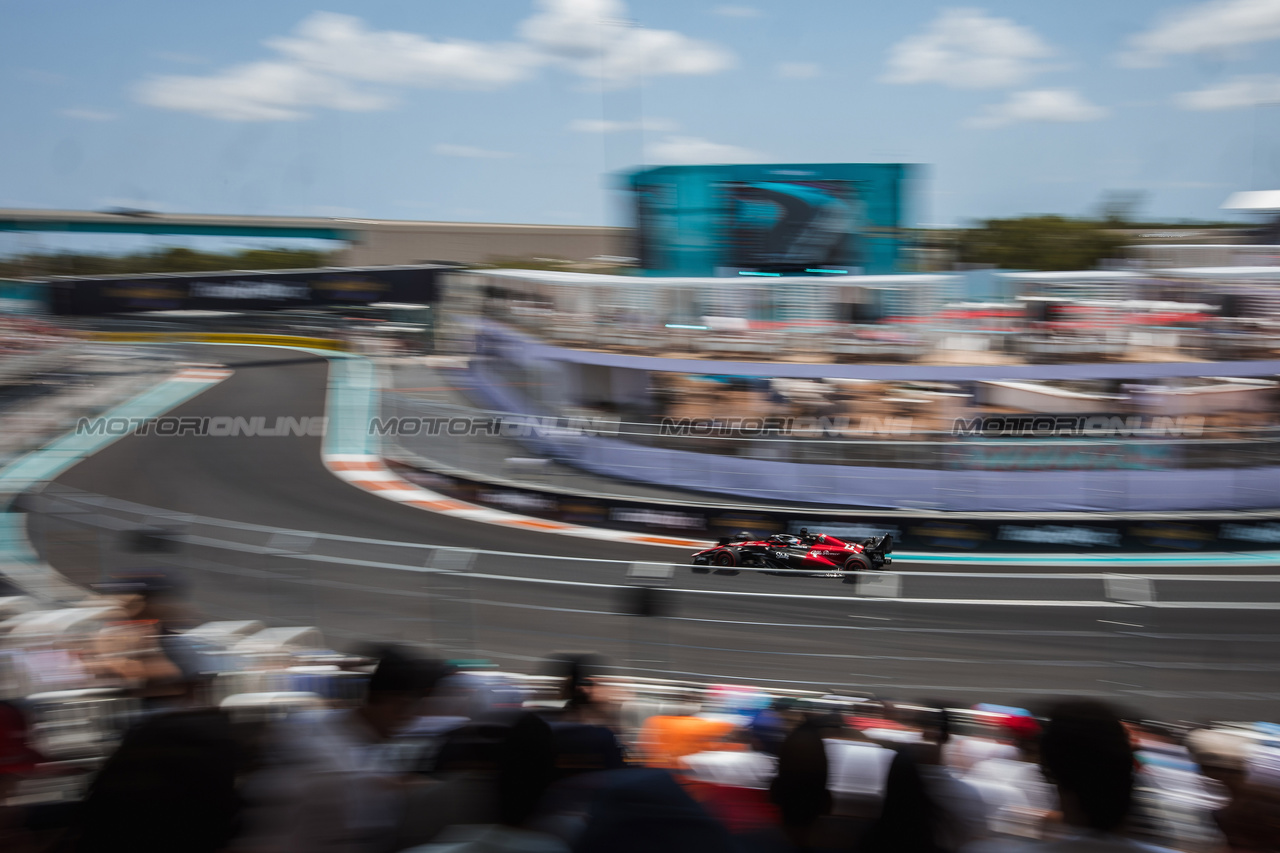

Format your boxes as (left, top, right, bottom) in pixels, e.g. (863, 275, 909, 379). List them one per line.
(433, 143, 515, 159)
(968, 88, 1108, 127)
(1176, 73, 1280, 109)
(712, 5, 762, 17)
(137, 60, 392, 121)
(777, 61, 820, 79)
(568, 117, 677, 132)
(267, 12, 537, 89)
(520, 0, 733, 86)
(61, 108, 116, 121)
(1122, 0, 1280, 67)
(137, 4, 732, 120)
(882, 7, 1054, 89)
(647, 135, 759, 164)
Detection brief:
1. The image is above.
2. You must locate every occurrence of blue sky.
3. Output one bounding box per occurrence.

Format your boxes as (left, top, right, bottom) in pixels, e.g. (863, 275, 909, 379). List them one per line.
(4, 0, 1280, 252)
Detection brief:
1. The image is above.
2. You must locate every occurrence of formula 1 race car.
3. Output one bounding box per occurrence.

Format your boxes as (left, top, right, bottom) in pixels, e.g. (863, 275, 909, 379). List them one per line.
(691, 529, 892, 583)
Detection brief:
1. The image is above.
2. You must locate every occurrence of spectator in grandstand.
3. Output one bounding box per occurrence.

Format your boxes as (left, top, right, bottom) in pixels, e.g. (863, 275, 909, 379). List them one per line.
(942, 706, 1025, 774)
(84, 620, 184, 704)
(539, 654, 626, 780)
(747, 704, 789, 758)
(236, 645, 451, 853)
(769, 719, 832, 852)
(91, 572, 211, 710)
(542, 654, 616, 727)
(1215, 781, 1280, 853)
(573, 768, 738, 853)
(965, 700, 1176, 853)
(61, 698, 251, 853)
(676, 723, 782, 850)
(0, 701, 49, 853)
(905, 706, 991, 851)
(962, 714, 1057, 839)
(398, 669, 525, 778)
(823, 724, 894, 814)
(637, 713, 738, 770)
(847, 699, 920, 745)
(1127, 724, 1225, 853)
(861, 747, 954, 853)
(1187, 728, 1251, 807)
(401, 712, 568, 853)
(1185, 728, 1280, 852)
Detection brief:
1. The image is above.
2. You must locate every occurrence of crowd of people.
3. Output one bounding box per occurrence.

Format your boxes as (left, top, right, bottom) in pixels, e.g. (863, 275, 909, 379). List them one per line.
(0, 579, 1278, 853)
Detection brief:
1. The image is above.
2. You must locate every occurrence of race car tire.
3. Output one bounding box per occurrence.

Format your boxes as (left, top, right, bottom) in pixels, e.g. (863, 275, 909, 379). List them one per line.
(841, 557, 871, 584)
(712, 551, 740, 576)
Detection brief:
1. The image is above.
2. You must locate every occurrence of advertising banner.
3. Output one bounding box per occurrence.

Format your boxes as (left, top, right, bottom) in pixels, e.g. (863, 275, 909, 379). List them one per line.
(44, 265, 447, 315)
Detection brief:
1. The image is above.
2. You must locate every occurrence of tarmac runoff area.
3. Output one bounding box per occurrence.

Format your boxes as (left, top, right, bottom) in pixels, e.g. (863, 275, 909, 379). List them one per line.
(6, 344, 1280, 721)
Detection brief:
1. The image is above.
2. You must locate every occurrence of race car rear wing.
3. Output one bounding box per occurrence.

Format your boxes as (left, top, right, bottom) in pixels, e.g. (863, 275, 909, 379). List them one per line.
(861, 534, 893, 566)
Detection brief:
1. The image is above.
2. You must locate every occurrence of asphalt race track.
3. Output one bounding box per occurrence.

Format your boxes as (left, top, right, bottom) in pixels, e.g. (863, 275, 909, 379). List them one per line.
(24, 346, 1280, 722)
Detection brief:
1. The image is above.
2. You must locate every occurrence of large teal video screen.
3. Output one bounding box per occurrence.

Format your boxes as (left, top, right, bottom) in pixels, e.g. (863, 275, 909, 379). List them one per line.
(626, 163, 914, 277)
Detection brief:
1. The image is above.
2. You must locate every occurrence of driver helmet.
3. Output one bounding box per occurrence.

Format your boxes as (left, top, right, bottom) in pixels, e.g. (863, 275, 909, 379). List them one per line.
(733, 531, 754, 541)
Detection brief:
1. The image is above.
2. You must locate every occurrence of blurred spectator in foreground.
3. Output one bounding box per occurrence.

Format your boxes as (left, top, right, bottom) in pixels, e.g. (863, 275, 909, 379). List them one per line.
(91, 571, 211, 710)
(237, 646, 450, 853)
(403, 712, 567, 853)
(574, 768, 738, 853)
(963, 713, 1056, 839)
(0, 700, 51, 853)
(1187, 728, 1280, 852)
(910, 706, 991, 850)
(638, 713, 737, 770)
(965, 700, 1176, 853)
(861, 706, 988, 853)
(769, 720, 831, 853)
(62, 696, 250, 853)
(1215, 782, 1280, 853)
(861, 748, 953, 853)
(1128, 724, 1224, 853)
(679, 720, 781, 851)
(943, 705, 1026, 774)
(539, 654, 626, 780)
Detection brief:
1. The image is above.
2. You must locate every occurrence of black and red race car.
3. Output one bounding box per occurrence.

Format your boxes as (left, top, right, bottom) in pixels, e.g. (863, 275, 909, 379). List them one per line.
(691, 529, 892, 582)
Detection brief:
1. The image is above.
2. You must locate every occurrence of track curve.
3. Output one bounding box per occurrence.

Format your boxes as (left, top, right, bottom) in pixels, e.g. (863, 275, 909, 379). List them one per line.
(24, 346, 1280, 721)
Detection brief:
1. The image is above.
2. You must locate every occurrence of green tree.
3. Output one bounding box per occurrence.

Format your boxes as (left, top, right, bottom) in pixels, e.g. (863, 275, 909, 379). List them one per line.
(0, 246, 336, 278)
(955, 215, 1127, 271)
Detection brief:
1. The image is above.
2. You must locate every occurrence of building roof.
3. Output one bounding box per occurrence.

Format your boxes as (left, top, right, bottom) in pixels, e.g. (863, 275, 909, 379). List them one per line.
(1222, 190, 1280, 211)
